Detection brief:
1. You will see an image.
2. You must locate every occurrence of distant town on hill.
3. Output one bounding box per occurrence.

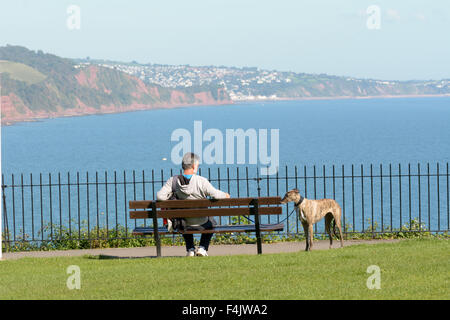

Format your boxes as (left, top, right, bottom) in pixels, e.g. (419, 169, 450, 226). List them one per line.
(75, 57, 450, 102)
(1, 45, 449, 124)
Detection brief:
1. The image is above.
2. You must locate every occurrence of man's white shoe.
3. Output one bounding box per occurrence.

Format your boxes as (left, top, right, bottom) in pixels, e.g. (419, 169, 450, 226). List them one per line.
(186, 249, 195, 257)
(196, 247, 208, 257)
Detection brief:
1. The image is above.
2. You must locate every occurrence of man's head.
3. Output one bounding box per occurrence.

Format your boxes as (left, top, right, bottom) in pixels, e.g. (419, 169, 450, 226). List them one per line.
(182, 152, 200, 173)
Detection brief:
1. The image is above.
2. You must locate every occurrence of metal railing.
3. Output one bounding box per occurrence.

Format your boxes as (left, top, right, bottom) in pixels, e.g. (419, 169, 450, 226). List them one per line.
(1, 162, 449, 249)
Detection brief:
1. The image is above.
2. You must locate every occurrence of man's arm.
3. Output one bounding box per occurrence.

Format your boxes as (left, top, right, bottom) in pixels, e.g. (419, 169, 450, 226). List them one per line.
(156, 176, 174, 200)
(202, 178, 230, 199)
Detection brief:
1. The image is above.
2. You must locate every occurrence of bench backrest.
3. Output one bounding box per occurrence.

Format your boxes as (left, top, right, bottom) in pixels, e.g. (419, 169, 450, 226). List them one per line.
(129, 197, 282, 219)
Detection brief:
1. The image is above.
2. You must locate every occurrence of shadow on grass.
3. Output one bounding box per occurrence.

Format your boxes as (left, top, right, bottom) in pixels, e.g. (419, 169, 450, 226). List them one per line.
(84, 254, 185, 260)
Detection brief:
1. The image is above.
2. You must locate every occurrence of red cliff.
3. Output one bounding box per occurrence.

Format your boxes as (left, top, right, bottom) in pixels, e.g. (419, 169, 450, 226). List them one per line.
(1, 65, 233, 125)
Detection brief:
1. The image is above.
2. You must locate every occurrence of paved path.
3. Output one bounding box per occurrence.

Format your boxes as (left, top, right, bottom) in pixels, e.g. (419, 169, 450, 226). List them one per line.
(2, 239, 399, 260)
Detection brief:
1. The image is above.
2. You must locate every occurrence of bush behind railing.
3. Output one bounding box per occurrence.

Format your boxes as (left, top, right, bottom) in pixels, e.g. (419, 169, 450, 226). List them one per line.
(2, 217, 448, 253)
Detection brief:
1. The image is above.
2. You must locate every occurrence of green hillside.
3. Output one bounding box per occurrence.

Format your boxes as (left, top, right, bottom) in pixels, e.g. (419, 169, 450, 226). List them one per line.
(0, 60, 47, 84)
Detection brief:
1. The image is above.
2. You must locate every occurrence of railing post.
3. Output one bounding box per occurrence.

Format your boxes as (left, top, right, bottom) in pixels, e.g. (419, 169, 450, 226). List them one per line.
(2, 180, 10, 253)
(437, 163, 440, 231)
(152, 201, 161, 257)
(253, 198, 262, 254)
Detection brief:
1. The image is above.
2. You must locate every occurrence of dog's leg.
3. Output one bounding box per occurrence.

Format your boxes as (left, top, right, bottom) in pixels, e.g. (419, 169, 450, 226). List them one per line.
(302, 221, 309, 251)
(325, 213, 333, 249)
(337, 219, 344, 248)
(333, 210, 345, 248)
(308, 223, 314, 251)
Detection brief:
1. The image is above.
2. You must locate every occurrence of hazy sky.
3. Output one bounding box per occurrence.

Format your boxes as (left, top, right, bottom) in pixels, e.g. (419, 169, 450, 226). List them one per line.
(1, 0, 449, 80)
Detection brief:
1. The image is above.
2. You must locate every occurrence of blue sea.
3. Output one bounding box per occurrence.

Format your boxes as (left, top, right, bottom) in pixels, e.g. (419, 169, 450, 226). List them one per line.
(2, 97, 450, 175)
(1, 97, 450, 238)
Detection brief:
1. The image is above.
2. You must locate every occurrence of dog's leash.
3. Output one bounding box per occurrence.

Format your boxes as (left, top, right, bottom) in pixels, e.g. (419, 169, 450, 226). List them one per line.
(241, 206, 297, 224)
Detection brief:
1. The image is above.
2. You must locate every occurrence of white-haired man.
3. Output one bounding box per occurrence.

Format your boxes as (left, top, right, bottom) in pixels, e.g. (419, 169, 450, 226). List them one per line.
(157, 152, 230, 256)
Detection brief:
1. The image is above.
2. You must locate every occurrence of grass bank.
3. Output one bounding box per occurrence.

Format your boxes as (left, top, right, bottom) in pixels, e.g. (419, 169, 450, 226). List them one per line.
(0, 239, 448, 299)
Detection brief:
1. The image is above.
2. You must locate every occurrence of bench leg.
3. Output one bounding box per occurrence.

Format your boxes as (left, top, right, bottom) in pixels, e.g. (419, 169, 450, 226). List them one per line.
(152, 203, 161, 258)
(256, 231, 262, 255)
(254, 199, 262, 254)
(154, 230, 161, 258)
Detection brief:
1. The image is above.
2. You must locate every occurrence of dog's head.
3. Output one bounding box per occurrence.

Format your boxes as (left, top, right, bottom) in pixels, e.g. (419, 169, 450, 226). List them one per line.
(280, 189, 302, 204)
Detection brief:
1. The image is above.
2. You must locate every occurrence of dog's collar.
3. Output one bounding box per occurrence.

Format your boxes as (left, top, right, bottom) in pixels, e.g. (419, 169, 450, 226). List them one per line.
(295, 195, 304, 207)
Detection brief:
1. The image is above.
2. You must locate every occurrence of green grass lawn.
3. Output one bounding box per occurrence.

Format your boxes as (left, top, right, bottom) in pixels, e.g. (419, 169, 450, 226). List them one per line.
(0, 239, 448, 300)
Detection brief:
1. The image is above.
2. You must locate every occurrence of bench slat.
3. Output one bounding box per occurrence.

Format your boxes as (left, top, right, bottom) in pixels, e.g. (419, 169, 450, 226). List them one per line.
(130, 206, 282, 219)
(129, 197, 281, 209)
(132, 223, 284, 235)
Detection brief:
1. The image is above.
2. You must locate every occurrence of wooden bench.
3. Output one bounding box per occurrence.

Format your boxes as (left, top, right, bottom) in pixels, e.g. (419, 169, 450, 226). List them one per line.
(129, 197, 284, 256)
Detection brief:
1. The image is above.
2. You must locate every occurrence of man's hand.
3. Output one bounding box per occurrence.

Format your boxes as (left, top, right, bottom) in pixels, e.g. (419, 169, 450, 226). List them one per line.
(225, 193, 230, 198)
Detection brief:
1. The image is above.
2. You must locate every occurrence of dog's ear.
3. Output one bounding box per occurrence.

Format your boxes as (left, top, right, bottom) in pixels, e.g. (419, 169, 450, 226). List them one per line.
(292, 189, 299, 194)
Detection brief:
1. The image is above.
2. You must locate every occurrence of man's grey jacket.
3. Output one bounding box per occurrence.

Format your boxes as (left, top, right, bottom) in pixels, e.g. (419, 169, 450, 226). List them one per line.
(156, 174, 228, 227)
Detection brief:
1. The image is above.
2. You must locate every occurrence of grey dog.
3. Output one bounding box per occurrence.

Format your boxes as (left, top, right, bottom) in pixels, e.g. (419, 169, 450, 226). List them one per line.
(281, 189, 344, 251)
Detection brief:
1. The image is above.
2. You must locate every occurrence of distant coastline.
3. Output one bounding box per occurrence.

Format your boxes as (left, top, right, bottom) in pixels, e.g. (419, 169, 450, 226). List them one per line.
(0, 99, 233, 126)
(3, 93, 449, 127)
(234, 93, 450, 104)
(2, 46, 449, 127)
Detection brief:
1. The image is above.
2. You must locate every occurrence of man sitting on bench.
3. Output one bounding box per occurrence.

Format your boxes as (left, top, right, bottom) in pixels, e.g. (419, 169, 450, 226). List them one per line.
(156, 152, 230, 257)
